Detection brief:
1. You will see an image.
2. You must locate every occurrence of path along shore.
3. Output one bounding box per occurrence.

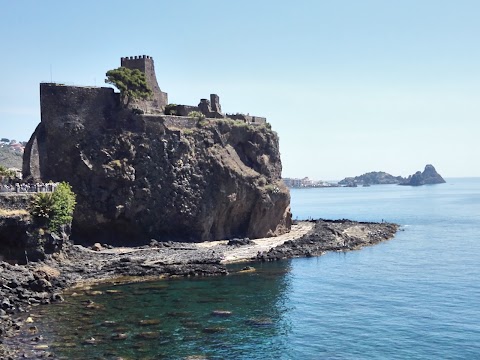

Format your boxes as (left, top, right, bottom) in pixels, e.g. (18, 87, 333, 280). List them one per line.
(0, 219, 399, 359)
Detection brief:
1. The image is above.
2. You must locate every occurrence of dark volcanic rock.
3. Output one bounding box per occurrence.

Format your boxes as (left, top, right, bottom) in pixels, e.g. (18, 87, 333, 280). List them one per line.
(400, 164, 446, 186)
(227, 238, 253, 246)
(257, 219, 399, 261)
(23, 84, 291, 244)
(0, 214, 71, 264)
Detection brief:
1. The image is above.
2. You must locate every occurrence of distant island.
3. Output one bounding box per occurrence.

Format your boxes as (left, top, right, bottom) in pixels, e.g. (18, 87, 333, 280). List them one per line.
(338, 164, 446, 187)
(338, 171, 404, 187)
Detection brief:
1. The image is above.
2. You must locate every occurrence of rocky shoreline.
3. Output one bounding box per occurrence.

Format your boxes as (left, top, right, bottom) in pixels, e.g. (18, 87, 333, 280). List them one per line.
(0, 219, 398, 359)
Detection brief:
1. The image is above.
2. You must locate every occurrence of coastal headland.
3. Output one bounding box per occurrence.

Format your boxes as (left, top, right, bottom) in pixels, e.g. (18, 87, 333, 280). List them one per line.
(0, 219, 398, 358)
(0, 55, 401, 358)
(22, 55, 291, 244)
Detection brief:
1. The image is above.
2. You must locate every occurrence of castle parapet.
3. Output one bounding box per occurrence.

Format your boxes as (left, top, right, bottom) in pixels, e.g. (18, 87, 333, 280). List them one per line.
(227, 113, 267, 125)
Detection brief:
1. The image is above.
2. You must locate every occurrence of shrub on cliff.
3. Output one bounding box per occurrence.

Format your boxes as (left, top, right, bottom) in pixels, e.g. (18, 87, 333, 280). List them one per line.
(105, 67, 153, 106)
(29, 182, 76, 232)
(188, 111, 206, 121)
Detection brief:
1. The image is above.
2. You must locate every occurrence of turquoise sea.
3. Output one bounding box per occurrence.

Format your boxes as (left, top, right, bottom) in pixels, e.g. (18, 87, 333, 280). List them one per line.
(38, 178, 480, 359)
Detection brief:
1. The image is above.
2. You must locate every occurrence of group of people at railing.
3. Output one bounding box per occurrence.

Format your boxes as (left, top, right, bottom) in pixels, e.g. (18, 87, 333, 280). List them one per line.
(0, 182, 60, 194)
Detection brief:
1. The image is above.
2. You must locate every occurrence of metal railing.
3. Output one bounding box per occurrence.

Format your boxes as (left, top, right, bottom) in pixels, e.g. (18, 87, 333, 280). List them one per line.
(0, 183, 60, 194)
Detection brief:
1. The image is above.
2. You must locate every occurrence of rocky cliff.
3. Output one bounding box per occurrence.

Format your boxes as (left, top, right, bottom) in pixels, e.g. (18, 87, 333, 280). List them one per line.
(23, 84, 291, 244)
(400, 164, 446, 186)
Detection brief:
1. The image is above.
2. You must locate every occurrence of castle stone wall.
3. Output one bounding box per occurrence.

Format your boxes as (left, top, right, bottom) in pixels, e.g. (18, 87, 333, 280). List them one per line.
(176, 105, 200, 117)
(39, 84, 119, 134)
(227, 114, 267, 125)
(23, 84, 120, 181)
(140, 115, 198, 130)
(162, 115, 198, 129)
(121, 55, 168, 112)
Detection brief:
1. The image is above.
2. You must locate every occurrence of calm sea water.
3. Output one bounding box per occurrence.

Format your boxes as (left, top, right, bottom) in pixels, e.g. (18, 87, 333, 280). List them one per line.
(37, 178, 480, 359)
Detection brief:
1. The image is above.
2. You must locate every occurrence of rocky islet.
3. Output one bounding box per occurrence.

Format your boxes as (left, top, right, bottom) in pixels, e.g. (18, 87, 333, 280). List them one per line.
(338, 164, 446, 187)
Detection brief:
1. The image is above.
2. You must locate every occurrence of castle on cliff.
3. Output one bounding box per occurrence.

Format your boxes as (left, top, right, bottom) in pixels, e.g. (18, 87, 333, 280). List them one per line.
(119, 55, 266, 124)
(23, 55, 267, 182)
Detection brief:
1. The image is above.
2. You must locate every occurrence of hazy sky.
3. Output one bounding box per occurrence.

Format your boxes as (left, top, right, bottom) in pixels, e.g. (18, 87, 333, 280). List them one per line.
(1, 0, 479, 179)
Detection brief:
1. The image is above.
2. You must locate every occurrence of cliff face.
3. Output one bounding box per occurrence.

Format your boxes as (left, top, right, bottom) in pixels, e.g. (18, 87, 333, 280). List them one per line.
(0, 215, 71, 264)
(400, 164, 446, 186)
(23, 84, 291, 244)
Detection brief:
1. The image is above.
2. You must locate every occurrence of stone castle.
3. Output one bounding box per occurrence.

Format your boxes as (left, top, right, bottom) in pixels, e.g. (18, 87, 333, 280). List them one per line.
(120, 55, 168, 112)
(21, 55, 290, 243)
(23, 55, 267, 182)
(119, 55, 266, 124)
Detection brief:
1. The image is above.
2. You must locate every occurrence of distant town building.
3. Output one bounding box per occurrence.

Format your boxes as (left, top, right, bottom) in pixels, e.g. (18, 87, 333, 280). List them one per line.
(0, 138, 25, 154)
(283, 177, 338, 188)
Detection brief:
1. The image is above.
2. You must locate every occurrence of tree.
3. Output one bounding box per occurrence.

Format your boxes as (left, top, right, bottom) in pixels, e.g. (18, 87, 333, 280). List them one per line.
(0, 165, 15, 180)
(105, 67, 153, 106)
(29, 182, 76, 232)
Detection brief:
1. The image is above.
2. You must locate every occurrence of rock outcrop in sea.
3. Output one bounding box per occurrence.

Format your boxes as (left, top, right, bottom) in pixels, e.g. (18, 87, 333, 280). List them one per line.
(400, 164, 446, 186)
(338, 165, 446, 187)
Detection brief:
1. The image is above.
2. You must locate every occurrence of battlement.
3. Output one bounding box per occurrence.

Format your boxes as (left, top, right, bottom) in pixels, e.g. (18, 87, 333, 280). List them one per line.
(121, 55, 152, 61)
(120, 55, 154, 72)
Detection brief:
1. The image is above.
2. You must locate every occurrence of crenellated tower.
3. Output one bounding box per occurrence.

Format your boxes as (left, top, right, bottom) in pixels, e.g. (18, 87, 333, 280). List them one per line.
(120, 55, 168, 113)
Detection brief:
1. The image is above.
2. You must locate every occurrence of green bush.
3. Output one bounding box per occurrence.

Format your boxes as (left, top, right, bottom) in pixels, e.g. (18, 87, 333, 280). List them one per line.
(0, 165, 15, 179)
(188, 111, 206, 121)
(29, 193, 55, 224)
(29, 182, 76, 232)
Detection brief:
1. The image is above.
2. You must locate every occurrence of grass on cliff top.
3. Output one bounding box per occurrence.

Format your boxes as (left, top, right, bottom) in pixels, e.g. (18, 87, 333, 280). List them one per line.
(0, 209, 29, 217)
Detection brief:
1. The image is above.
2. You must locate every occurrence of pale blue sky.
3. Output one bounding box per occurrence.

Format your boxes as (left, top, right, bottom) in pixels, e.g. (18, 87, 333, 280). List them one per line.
(1, 0, 479, 179)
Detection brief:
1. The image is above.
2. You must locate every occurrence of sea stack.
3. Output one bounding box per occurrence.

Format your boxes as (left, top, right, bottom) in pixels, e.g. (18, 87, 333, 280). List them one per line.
(400, 164, 446, 186)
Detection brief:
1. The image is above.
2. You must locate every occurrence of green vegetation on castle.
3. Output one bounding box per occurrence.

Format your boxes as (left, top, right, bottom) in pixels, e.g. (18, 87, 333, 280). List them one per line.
(29, 182, 77, 232)
(105, 67, 153, 106)
(188, 111, 206, 121)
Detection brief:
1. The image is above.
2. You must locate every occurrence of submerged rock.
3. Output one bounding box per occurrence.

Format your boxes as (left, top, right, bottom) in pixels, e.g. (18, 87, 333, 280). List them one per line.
(246, 317, 274, 327)
(138, 319, 161, 326)
(202, 327, 226, 334)
(211, 310, 232, 317)
(111, 332, 128, 340)
(135, 331, 161, 339)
